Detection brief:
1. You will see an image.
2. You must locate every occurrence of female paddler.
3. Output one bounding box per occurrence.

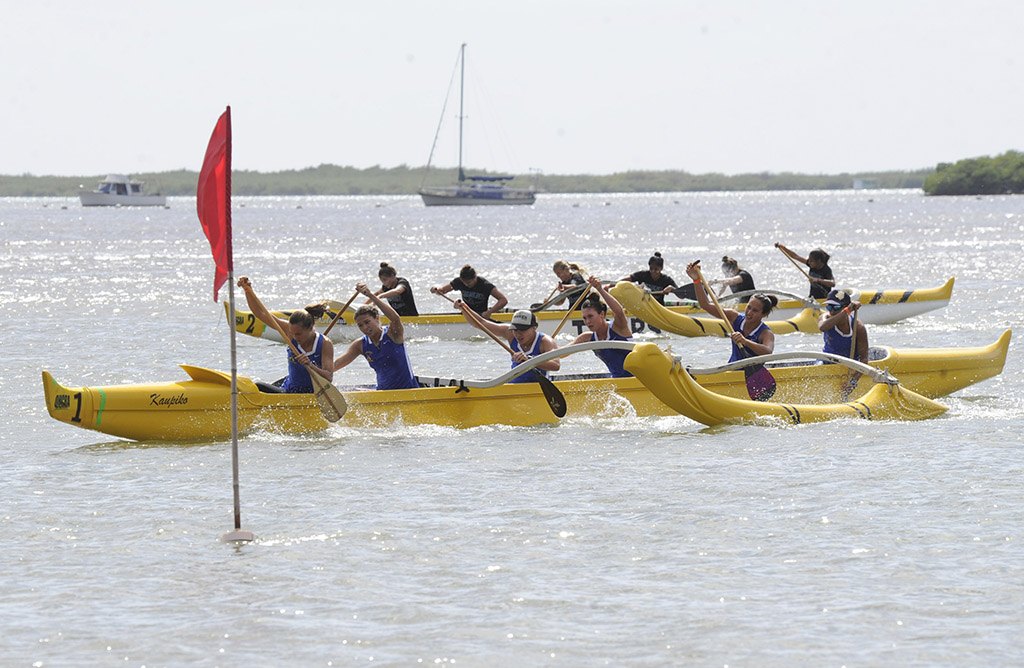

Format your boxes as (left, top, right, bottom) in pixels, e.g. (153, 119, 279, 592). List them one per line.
(237, 276, 335, 393)
(818, 288, 869, 363)
(333, 282, 418, 390)
(458, 303, 561, 383)
(570, 275, 634, 377)
(685, 261, 777, 362)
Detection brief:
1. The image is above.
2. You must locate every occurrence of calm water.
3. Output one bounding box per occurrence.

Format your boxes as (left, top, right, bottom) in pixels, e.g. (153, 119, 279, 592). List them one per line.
(2, 191, 1021, 666)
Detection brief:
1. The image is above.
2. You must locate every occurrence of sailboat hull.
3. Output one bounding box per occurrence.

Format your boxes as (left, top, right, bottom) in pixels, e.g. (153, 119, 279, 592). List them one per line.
(419, 186, 536, 206)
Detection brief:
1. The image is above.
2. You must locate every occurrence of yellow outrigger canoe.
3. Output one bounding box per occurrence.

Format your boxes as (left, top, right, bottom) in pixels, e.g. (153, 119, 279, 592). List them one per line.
(229, 277, 954, 342)
(41, 333, 1009, 441)
(610, 278, 955, 338)
(622, 330, 1011, 426)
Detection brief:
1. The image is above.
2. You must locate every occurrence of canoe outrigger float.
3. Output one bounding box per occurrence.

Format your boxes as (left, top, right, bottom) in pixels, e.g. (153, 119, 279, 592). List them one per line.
(624, 344, 949, 425)
(610, 277, 955, 338)
(41, 333, 1009, 441)
(227, 277, 954, 343)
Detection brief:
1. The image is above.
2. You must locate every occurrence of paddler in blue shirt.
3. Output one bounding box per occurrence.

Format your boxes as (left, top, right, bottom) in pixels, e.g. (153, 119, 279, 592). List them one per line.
(458, 305, 561, 383)
(818, 288, 870, 364)
(237, 276, 336, 393)
(570, 275, 634, 378)
(333, 282, 418, 390)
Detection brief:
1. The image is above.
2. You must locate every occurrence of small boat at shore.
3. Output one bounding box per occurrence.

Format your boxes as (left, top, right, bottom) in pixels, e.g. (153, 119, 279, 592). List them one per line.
(610, 277, 954, 338)
(624, 343, 951, 426)
(41, 333, 1009, 441)
(79, 175, 167, 207)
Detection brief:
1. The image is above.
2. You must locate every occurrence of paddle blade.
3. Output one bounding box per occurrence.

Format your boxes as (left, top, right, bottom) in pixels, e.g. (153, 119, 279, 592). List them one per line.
(538, 375, 567, 418)
(309, 372, 347, 422)
(743, 364, 777, 402)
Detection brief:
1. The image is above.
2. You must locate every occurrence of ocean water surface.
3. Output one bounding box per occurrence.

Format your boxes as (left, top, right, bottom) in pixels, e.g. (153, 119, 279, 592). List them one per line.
(1, 191, 1021, 665)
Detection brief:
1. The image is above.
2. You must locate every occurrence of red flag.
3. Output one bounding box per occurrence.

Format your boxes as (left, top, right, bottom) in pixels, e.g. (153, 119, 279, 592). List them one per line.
(196, 107, 233, 301)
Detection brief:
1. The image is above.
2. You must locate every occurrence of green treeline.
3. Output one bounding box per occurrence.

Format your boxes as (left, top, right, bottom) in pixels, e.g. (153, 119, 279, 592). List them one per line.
(0, 165, 931, 197)
(922, 151, 1024, 196)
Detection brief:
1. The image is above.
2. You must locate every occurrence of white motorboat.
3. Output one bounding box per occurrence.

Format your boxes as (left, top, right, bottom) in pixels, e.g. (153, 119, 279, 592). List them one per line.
(79, 175, 167, 207)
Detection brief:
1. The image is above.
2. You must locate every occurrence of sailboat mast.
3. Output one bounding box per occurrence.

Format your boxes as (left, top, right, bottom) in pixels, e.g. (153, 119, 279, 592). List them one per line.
(458, 42, 466, 183)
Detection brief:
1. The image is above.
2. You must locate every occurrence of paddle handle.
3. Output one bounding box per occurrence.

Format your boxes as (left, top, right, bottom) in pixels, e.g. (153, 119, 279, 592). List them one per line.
(551, 286, 592, 338)
(436, 291, 516, 355)
(323, 290, 361, 336)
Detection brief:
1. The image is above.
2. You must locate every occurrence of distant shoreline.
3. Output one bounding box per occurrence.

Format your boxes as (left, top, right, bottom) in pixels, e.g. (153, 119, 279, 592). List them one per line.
(0, 165, 932, 197)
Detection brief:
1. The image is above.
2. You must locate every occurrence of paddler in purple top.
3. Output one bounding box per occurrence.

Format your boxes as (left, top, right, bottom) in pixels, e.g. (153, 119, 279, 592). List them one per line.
(333, 282, 417, 390)
(237, 276, 335, 393)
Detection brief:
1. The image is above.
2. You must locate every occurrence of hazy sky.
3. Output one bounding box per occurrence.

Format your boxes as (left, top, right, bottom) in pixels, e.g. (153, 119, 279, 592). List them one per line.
(3, 0, 1020, 176)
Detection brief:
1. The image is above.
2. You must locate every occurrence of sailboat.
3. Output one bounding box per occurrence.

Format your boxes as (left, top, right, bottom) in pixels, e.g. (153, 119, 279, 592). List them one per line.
(419, 43, 537, 207)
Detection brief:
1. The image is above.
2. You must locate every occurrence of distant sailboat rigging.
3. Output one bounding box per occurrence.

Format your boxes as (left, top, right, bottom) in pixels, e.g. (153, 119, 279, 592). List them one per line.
(418, 43, 536, 207)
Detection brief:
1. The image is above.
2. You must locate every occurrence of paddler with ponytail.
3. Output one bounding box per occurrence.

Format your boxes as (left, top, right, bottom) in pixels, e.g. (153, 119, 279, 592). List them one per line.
(552, 259, 586, 308)
(570, 275, 634, 377)
(685, 261, 777, 363)
(237, 276, 335, 393)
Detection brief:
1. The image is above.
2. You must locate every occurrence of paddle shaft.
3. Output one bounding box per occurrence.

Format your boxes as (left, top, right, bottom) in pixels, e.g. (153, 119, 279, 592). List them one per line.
(841, 307, 861, 400)
(778, 246, 813, 282)
(551, 285, 592, 338)
(323, 290, 361, 336)
(848, 308, 859, 359)
(695, 265, 735, 335)
(436, 292, 515, 354)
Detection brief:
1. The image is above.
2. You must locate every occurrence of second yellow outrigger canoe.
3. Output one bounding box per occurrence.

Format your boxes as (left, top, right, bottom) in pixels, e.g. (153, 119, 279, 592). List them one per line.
(228, 277, 954, 342)
(611, 278, 955, 338)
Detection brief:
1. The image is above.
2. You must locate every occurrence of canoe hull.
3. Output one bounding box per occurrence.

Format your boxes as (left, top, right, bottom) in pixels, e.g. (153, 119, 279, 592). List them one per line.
(41, 368, 669, 442)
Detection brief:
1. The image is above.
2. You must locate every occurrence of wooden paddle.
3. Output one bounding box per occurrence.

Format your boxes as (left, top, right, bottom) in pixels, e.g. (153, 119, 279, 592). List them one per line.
(322, 290, 361, 336)
(551, 285, 592, 338)
(241, 283, 346, 422)
(437, 292, 567, 417)
(695, 263, 777, 401)
(777, 244, 813, 283)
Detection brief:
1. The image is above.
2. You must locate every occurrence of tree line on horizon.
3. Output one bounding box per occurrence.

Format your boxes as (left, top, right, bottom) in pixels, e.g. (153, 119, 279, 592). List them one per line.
(922, 150, 1024, 196)
(0, 163, 943, 198)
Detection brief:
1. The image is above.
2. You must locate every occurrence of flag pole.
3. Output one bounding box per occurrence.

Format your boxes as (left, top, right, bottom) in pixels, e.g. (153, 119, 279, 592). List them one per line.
(217, 106, 254, 544)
